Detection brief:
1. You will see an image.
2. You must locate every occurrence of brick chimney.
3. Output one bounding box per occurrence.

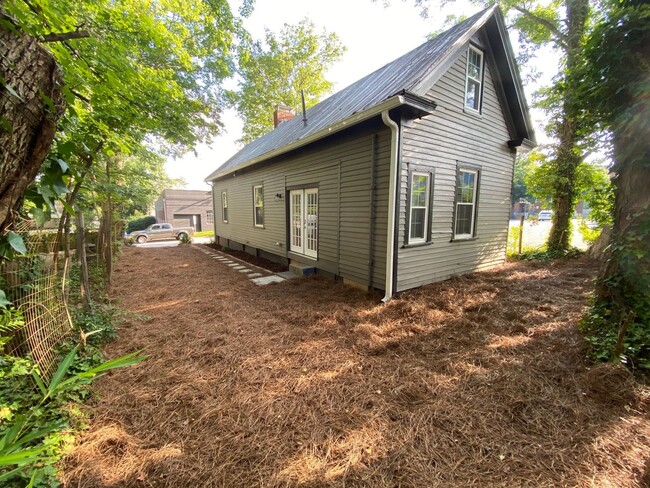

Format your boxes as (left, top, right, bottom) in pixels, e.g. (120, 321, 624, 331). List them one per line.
(273, 104, 295, 128)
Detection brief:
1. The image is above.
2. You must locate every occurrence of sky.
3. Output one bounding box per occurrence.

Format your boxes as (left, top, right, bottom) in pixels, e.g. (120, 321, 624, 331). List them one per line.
(164, 0, 557, 190)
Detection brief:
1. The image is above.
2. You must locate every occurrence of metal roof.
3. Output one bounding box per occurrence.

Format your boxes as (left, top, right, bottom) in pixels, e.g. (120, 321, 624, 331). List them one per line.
(206, 6, 522, 181)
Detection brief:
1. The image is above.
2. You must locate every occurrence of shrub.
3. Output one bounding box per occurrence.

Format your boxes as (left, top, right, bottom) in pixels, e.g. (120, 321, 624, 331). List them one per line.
(578, 219, 602, 246)
(125, 216, 156, 234)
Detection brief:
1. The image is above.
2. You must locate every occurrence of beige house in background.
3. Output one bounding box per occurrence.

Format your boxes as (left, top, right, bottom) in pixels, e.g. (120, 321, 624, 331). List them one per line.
(154, 189, 213, 232)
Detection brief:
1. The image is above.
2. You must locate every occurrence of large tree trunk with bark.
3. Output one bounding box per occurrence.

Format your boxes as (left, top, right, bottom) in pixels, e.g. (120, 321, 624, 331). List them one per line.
(594, 88, 650, 360)
(547, 0, 590, 252)
(0, 20, 65, 235)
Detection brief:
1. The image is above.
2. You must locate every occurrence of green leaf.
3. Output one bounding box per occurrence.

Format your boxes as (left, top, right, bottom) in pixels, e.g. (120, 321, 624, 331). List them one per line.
(0, 447, 46, 467)
(44, 345, 79, 399)
(81, 350, 147, 377)
(0, 290, 10, 309)
(30, 207, 51, 227)
(56, 158, 69, 173)
(0, 116, 11, 133)
(60, 199, 75, 217)
(31, 371, 47, 396)
(0, 81, 23, 102)
(6, 232, 26, 255)
(0, 466, 24, 483)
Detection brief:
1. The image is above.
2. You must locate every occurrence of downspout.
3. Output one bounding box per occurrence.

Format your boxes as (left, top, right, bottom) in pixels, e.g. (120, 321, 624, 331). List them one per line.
(381, 110, 399, 302)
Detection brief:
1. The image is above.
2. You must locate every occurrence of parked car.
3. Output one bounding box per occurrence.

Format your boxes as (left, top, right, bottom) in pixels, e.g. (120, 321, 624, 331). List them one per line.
(130, 223, 194, 243)
(538, 210, 554, 221)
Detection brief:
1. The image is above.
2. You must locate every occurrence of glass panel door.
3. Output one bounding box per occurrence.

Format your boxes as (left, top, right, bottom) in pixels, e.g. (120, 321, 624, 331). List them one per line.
(305, 189, 318, 258)
(289, 188, 318, 258)
(290, 190, 303, 254)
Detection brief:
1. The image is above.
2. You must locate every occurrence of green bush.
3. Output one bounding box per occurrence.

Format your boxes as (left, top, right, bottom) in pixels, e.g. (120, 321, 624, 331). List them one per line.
(125, 216, 156, 234)
(578, 219, 602, 246)
(193, 230, 214, 237)
(0, 342, 145, 486)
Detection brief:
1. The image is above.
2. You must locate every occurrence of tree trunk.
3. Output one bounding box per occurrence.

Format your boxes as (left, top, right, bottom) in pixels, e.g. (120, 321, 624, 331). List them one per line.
(595, 112, 650, 357)
(104, 160, 113, 287)
(0, 21, 65, 235)
(546, 0, 590, 253)
(76, 209, 92, 313)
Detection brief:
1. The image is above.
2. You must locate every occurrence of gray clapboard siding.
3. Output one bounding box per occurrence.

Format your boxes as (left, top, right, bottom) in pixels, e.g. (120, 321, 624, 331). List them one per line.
(212, 122, 391, 288)
(396, 44, 514, 292)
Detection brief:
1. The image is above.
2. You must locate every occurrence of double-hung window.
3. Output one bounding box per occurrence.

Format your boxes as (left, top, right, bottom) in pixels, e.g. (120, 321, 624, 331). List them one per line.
(408, 170, 432, 244)
(221, 191, 228, 223)
(253, 185, 264, 227)
(464, 46, 483, 112)
(454, 168, 479, 239)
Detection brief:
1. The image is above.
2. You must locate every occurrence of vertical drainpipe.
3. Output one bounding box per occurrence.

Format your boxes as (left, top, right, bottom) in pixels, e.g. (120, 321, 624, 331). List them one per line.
(381, 110, 399, 302)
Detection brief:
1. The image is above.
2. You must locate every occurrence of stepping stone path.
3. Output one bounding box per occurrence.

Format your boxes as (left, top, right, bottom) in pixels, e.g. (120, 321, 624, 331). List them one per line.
(195, 246, 286, 286)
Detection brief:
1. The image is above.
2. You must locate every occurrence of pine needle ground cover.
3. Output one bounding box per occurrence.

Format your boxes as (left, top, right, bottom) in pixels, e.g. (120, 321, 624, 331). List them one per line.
(62, 246, 649, 487)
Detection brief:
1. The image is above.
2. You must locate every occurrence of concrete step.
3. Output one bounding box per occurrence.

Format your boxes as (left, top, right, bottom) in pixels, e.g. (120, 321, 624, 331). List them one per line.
(289, 263, 316, 276)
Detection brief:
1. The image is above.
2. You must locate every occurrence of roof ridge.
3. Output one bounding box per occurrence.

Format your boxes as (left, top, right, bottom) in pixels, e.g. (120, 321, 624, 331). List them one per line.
(206, 6, 498, 181)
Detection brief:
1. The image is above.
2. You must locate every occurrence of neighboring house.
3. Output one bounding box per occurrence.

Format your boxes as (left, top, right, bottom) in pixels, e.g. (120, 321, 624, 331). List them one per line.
(154, 189, 213, 232)
(206, 6, 535, 299)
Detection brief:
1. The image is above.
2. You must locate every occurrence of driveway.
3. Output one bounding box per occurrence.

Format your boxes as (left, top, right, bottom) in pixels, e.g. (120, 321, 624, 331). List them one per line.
(509, 219, 589, 250)
(61, 246, 648, 487)
(132, 236, 214, 248)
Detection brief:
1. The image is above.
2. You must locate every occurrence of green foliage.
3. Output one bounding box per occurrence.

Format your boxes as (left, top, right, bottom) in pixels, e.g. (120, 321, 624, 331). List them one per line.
(0, 308, 24, 336)
(126, 215, 157, 234)
(0, 232, 27, 262)
(193, 230, 215, 238)
(179, 233, 192, 244)
(506, 224, 536, 257)
(0, 342, 146, 486)
(511, 246, 583, 261)
(230, 19, 346, 143)
(576, 0, 650, 371)
(577, 219, 601, 246)
(4, 0, 250, 242)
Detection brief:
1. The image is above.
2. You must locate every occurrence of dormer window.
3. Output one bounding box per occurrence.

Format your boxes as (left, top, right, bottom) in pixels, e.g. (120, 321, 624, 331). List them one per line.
(464, 46, 483, 112)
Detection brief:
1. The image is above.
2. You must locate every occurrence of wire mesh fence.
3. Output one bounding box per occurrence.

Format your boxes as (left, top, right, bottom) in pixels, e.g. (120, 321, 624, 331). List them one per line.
(1, 219, 73, 380)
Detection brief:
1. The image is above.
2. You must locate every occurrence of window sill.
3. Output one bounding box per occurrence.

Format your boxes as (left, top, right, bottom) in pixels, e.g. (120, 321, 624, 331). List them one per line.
(450, 236, 478, 242)
(253, 225, 265, 229)
(402, 241, 433, 249)
(463, 107, 483, 118)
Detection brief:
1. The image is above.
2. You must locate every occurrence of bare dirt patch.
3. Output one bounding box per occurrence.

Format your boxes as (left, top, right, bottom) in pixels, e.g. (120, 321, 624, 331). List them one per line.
(62, 246, 650, 487)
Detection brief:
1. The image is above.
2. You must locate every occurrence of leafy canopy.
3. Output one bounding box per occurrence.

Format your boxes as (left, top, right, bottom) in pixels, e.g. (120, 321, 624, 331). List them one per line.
(230, 19, 346, 144)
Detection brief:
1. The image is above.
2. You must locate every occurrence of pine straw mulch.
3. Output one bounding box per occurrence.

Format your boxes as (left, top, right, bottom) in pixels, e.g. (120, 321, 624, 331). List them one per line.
(61, 246, 650, 487)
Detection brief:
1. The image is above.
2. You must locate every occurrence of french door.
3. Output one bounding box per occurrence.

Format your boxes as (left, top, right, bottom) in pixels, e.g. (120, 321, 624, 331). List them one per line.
(289, 188, 318, 258)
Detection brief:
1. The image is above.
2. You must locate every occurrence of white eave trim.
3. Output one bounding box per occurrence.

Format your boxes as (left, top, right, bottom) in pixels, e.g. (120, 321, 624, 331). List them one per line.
(206, 95, 407, 182)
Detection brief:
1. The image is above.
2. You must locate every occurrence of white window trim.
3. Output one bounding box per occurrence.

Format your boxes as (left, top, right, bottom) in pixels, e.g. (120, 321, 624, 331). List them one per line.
(253, 185, 264, 228)
(221, 191, 228, 223)
(454, 168, 478, 240)
(408, 171, 431, 244)
(464, 45, 483, 113)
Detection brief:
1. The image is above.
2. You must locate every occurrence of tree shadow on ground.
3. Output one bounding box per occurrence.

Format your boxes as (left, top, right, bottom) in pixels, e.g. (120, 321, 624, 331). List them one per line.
(61, 248, 649, 487)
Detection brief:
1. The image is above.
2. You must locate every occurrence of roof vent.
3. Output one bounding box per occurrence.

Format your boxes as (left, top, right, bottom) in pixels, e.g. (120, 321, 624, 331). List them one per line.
(273, 104, 295, 128)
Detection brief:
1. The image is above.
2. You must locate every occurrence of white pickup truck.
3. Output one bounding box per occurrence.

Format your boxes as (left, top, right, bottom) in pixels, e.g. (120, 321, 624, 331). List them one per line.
(130, 223, 194, 243)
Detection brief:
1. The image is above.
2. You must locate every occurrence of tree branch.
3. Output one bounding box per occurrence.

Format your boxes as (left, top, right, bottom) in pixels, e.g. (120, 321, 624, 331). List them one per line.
(512, 5, 568, 48)
(41, 30, 90, 43)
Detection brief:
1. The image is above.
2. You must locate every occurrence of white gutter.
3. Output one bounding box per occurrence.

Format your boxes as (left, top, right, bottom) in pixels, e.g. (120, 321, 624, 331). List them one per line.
(207, 95, 406, 182)
(381, 110, 399, 302)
